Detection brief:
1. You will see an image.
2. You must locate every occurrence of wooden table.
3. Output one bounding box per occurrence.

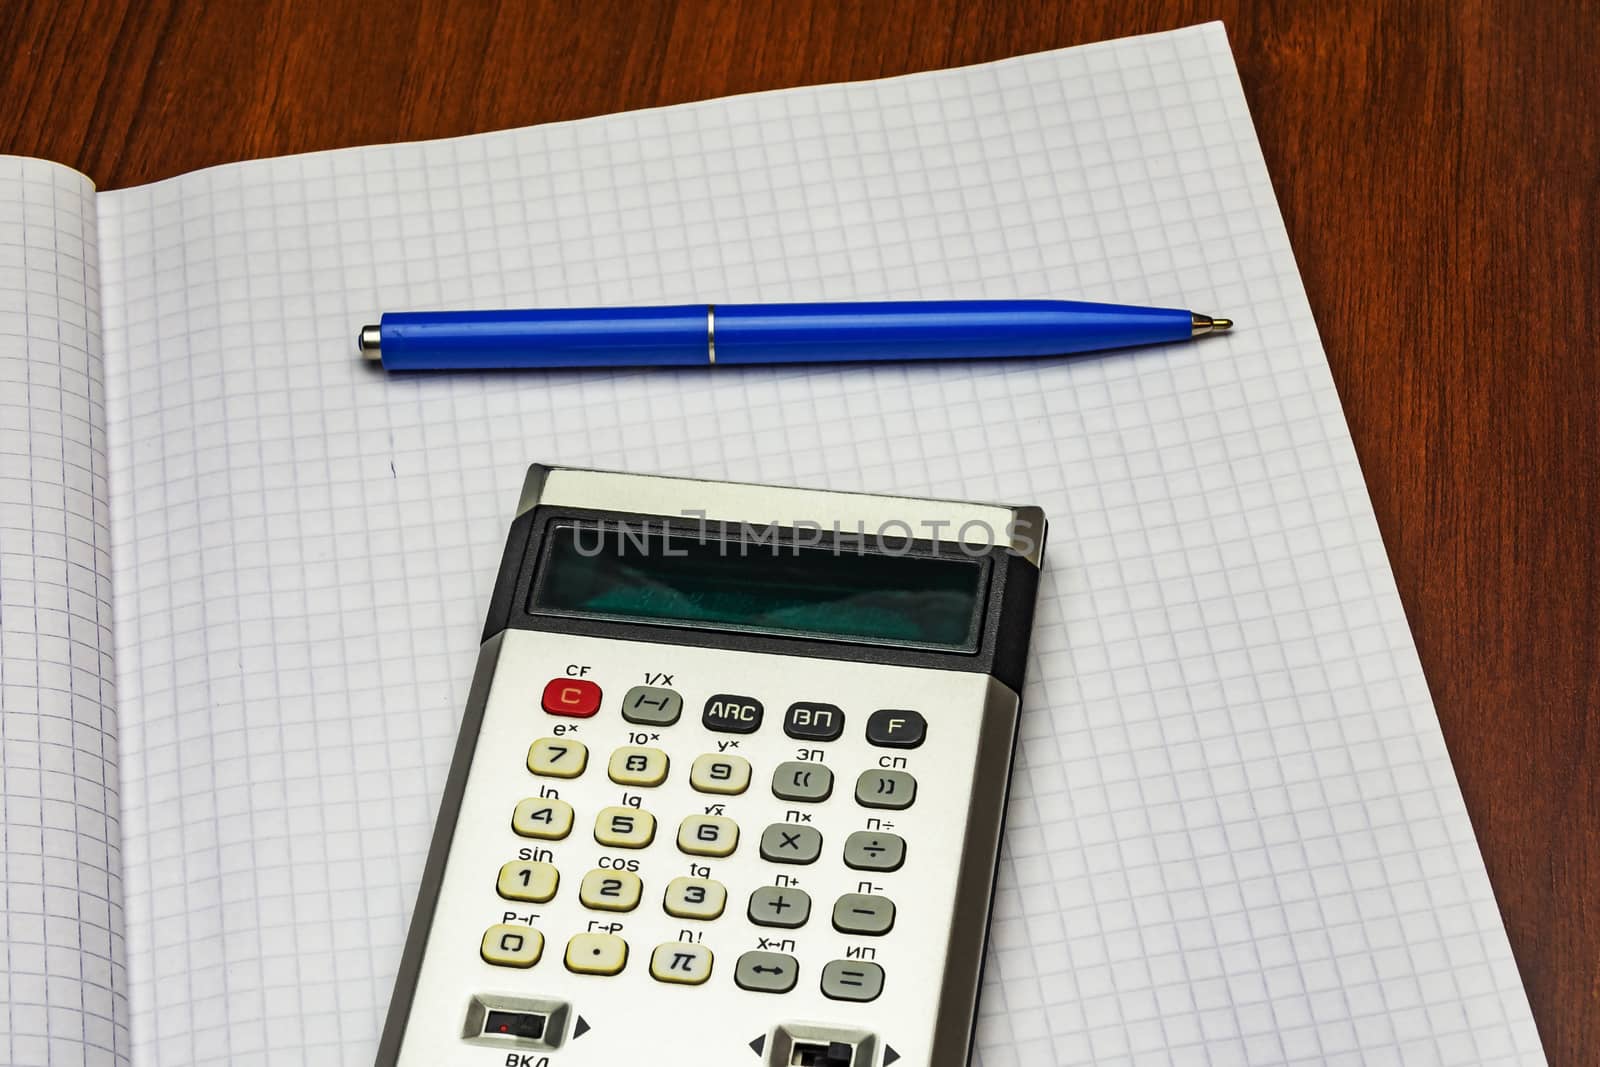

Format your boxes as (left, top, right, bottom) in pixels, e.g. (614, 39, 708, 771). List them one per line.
(5, 1, 1594, 1061)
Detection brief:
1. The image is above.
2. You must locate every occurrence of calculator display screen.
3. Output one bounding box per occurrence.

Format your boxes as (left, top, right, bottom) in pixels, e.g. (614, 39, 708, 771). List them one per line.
(531, 522, 985, 650)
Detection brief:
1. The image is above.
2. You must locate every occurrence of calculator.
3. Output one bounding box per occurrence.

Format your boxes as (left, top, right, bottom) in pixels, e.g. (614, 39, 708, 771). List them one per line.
(375, 465, 1046, 1067)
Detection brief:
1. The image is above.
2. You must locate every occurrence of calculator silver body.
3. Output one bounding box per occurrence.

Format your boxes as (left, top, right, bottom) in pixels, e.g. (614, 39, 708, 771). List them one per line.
(377, 466, 1046, 1067)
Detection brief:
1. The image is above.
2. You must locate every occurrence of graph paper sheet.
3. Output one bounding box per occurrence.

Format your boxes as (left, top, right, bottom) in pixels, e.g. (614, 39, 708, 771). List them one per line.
(0, 157, 128, 1066)
(0, 20, 1544, 1067)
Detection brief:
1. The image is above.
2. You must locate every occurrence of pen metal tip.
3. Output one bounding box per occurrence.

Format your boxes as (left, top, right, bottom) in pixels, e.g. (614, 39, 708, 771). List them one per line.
(1191, 313, 1235, 337)
(358, 324, 382, 361)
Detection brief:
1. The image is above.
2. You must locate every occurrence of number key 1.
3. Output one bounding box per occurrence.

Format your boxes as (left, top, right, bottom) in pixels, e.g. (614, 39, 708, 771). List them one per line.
(496, 860, 559, 903)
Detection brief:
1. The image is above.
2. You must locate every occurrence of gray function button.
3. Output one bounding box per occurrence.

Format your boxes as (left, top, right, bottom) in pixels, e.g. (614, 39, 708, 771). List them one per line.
(783, 701, 844, 741)
(703, 693, 763, 733)
(843, 830, 906, 872)
(734, 950, 799, 994)
(621, 685, 682, 726)
(747, 886, 811, 928)
(771, 760, 834, 802)
(855, 769, 917, 810)
(821, 960, 886, 1002)
(832, 893, 896, 936)
(759, 823, 823, 865)
(866, 708, 926, 748)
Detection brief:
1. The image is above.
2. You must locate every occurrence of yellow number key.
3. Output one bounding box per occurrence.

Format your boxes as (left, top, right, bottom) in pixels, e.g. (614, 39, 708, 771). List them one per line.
(608, 746, 669, 787)
(594, 806, 656, 848)
(677, 815, 739, 857)
(689, 753, 751, 795)
(481, 924, 543, 968)
(496, 860, 559, 903)
(579, 868, 643, 912)
(512, 797, 574, 840)
(528, 737, 588, 778)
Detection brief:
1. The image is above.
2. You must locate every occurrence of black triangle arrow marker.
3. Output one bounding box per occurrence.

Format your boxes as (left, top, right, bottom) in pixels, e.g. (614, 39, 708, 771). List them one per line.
(573, 1016, 591, 1039)
(749, 1034, 766, 1056)
(883, 1046, 900, 1065)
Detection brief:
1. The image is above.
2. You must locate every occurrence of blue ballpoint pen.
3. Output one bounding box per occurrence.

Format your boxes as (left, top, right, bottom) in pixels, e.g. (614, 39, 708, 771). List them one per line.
(356, 300, 1232, 371)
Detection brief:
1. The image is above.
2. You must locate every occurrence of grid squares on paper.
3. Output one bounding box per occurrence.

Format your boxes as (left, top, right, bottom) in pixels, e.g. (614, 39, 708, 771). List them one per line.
(0, 157, 129, 1067)
(84, 21, 1546, 1067)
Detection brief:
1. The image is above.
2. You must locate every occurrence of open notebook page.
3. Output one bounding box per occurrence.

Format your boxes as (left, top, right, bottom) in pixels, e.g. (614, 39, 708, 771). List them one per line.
(0, 157, 128, 1066)
(93, 22, 1543, 1067)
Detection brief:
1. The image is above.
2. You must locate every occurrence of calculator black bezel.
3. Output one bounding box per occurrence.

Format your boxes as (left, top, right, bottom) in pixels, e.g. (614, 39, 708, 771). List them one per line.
(482, 506, 1041, 693)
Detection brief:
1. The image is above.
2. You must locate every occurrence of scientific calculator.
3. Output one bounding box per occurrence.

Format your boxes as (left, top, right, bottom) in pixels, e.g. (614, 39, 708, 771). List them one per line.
(376, 465, 1046, 1067)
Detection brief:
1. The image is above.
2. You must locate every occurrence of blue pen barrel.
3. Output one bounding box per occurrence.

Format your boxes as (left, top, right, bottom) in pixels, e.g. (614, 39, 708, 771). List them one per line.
(378, 305, 709, 371)
(373, 299, 1202, 370)
(714, 300, 1194, 364)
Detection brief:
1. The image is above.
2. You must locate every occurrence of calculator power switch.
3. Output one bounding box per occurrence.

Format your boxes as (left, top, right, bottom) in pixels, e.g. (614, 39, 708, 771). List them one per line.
(767, 1024, 879, 1067)
(461, 994, 571, 1052)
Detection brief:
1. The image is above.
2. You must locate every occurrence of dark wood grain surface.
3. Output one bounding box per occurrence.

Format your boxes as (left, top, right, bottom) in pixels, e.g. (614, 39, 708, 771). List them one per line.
(3, 1, 1594, 1061)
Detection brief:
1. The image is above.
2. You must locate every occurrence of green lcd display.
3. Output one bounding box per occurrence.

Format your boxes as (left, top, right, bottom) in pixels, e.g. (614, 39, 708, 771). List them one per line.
(531, 522, 985, 650)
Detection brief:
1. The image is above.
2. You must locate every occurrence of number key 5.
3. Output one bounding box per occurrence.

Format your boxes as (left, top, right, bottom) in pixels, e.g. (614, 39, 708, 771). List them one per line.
(594, 805, 657, 848)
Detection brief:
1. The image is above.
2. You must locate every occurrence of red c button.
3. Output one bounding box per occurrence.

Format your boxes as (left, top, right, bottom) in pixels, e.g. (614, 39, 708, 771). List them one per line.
(542, 678, 602, 717)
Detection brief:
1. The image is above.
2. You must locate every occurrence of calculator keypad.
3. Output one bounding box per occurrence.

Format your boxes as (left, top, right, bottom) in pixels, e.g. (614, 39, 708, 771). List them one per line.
(405, 627, 1006, 1067)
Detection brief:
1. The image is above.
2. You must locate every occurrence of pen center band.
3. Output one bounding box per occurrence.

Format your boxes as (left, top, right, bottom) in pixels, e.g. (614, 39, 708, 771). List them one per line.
(707, 304, 716, 365)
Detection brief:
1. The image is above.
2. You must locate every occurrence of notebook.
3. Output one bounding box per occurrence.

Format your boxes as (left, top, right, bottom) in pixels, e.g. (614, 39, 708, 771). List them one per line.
(0, 21, 1546, 1067)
